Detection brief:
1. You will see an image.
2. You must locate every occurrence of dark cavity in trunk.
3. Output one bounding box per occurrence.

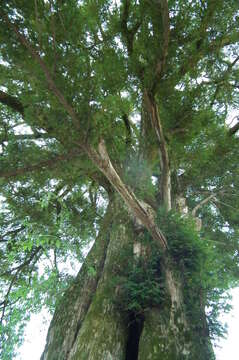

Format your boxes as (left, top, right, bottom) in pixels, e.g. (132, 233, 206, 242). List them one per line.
(125, 312, 144, 360)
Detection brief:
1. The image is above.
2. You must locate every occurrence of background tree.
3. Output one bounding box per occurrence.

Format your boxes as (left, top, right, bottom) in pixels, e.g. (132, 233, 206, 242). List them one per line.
(0, 1, 239, 359)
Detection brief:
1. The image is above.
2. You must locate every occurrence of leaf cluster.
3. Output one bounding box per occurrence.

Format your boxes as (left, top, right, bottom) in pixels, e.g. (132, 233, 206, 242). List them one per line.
(112, 239, 165, 315)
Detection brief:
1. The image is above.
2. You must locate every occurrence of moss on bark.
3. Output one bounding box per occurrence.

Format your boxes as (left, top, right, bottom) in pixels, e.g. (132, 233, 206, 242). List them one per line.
(41, 199, 216, 360)
(68, 203, 133, 360)
(138, 308, 175, 360)
(41, 202, 114, 360)
(68, 286, 127, 360)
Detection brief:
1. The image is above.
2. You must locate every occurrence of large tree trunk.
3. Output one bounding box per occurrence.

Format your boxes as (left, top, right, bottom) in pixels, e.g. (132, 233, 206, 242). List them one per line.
(41, 196, 215, 360)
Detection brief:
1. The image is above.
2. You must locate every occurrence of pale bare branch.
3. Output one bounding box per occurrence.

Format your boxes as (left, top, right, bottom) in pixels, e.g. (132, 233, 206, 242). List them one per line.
(87, 139, 168, 250)
(192, 194, 216, 217)
(2, 11, 169, 252)
(144, 91, 171, 211)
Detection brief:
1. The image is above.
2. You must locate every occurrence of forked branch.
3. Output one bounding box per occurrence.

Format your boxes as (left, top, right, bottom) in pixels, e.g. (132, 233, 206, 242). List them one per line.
(87, 139, 168, 249)
(2, 12, 168, 251)
(120, 0, 141, 55)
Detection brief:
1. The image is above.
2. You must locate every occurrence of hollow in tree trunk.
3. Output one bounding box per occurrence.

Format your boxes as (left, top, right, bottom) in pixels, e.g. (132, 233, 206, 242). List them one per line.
(41, 197, 215, 360)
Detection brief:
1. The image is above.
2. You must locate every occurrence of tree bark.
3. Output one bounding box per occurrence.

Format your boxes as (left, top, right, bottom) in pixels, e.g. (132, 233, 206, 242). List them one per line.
(143, 91, 171, 212)
(41, 201, 114, 360)
(41, 196, 215, 360)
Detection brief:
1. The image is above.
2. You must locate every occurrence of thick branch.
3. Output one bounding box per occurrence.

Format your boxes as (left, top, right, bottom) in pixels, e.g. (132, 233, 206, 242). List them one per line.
(0, 90, 24, 116)
(174, 2, 238, 82)
(144, 91, 171, 211)
(87, 140, 168, 250)
(120, 0, 141, 56)
(0, 150, 82, 180)
(122, 114, 132, 146)
(0, 226, 25, 243)
(2, 12, 81, 131)
(4, 12, 168, 251)
(229, 118, 239, 135)
(151, 0, 170, 94)
(0, 90, 56, 140)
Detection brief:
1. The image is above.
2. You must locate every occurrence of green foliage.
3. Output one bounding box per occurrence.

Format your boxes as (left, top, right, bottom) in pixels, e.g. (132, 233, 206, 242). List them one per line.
(157, 208, 206, 272)
(114, 247, 165, 314)
(0, 0, 239, 358)
(157, 208, 237, 341)
(0, 182, 105, 359)
(87, 265, 97, 278)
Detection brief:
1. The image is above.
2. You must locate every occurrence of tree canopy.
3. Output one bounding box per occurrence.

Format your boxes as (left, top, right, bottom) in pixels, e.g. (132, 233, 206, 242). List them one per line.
(0, 1, 239, 359)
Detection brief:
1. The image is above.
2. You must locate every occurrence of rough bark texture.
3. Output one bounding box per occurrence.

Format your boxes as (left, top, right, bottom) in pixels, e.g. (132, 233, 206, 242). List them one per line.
(41, 202, 114, 360)
(143, 92, 171, 212)
(68, 215, 131, 360)
(42, 197, 215, 360)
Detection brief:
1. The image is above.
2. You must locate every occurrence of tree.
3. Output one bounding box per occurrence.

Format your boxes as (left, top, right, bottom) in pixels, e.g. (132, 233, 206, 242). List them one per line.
(0, 1, 239, 359)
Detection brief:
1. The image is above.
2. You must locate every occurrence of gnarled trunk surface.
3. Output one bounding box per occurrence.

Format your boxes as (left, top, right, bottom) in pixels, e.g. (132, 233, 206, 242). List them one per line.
(41, 197, 215, 360)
